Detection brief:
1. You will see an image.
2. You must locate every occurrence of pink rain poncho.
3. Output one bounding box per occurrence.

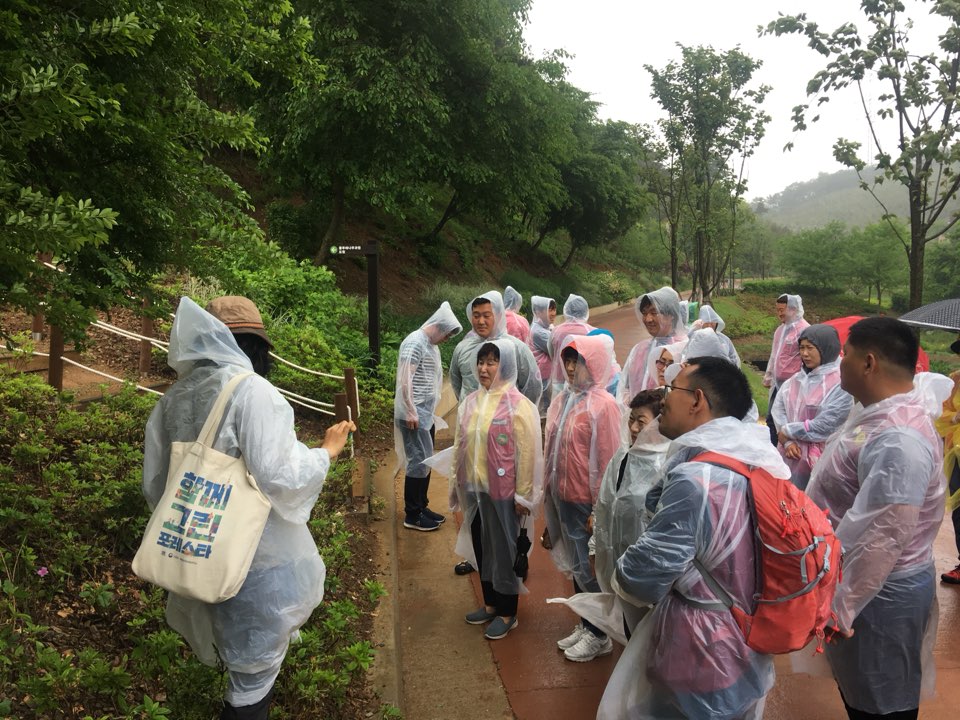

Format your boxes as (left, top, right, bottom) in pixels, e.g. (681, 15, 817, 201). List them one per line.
(805, 374, 952, 714)
(448, 290, 542, 406)
(549, 294, 594, 393)
(393, 302, 463, 477)
(503, 285, 531, 343)
(619, 287, 687, 404)
(449, 338, 543, 596)
(770, 324, 852, 490)
(764, 294, 809, 390)
(543, 334, 621, 586)
(600, 417, 789, 720)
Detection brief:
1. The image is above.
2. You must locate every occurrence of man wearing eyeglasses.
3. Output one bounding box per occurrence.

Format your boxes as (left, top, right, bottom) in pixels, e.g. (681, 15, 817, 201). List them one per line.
(600, 356, 790, 719)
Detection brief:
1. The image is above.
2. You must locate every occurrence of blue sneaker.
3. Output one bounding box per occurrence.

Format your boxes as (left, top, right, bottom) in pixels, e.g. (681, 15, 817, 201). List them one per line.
(403, 512, 440, 532)
(484, 616, 518, 640)
(422, 507, 445, 523)
(465, 608, 496, 625)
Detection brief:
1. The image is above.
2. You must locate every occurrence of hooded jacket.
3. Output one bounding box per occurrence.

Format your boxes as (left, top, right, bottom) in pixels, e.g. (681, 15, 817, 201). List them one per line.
(503, 285, 531, 343)
(549, 294, 594, 390)
(764, 294, 809, 389)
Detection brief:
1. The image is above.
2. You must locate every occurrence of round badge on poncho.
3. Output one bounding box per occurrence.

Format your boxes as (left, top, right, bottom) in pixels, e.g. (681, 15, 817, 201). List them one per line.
(497, 468, 506, 477)
(496, 433, 509, 446)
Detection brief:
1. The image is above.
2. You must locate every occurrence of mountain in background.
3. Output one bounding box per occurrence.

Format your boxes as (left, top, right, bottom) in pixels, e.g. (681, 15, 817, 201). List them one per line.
(752, 167, 960, 230)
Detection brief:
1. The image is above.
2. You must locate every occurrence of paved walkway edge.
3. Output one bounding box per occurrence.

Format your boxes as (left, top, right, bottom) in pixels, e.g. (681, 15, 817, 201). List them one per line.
(369, 449, 403, 713)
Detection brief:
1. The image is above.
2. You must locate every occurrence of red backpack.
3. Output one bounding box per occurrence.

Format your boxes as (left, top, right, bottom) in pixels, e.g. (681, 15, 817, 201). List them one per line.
(689, 451, 841, 655)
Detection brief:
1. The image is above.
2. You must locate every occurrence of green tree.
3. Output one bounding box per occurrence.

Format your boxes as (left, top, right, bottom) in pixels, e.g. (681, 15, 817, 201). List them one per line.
(646, 45, 770, 301)
(1, 1, 298, 339)
(764, 0, 960, 308)
(846, 220, 908, 305)
(779, 221, 850, 289)
(540, 120, 649, 269)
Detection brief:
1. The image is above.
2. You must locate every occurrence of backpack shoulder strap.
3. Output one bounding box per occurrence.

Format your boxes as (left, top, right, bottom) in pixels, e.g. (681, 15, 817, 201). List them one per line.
(615, 454, 630, 493)
(684, 450, 755, 611)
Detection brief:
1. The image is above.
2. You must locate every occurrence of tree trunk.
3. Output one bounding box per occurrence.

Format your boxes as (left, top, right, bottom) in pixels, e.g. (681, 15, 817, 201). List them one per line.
(669, 222, 679, 288)
(908, 180, 925, 309)
(532, 225, 549, 249)
(427, 191, 459, 243)
(313, 176, 345, 265)
(876, 284, 883, 307)
(561, 240, 578, 270)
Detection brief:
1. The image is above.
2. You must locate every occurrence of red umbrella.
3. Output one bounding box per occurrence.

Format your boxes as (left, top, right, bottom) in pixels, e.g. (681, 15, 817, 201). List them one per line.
(822, 316, 930, 372)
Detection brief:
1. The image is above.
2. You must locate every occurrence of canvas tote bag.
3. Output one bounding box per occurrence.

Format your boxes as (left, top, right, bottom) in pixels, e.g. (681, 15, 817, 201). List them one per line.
(133, 372, 271, 603)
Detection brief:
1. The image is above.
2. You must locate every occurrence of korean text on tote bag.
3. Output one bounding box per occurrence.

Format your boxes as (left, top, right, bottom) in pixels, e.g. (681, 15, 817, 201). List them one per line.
(133, 372, 271, 603)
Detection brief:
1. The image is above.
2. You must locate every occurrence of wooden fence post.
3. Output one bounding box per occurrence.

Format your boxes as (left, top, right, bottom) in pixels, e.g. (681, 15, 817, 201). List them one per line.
(31, 310, 45, 342)
(344, 367, 359, 430)
(139, 298, 153, 377)
(334, 393, 349, 423)
(48, 325, 64, 391)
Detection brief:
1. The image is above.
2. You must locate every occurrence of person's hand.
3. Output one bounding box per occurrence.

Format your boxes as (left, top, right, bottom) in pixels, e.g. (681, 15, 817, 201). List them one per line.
(321, 420, 356, 461)
(585, 514, 594, 534)
(540, 526, 552, 549)
(762, 377, 772, 388)
(406, 416, 419, 430)
(777, 429, 790, 445)
(784, 443, 802, 460)
(515, 502, 530, 517)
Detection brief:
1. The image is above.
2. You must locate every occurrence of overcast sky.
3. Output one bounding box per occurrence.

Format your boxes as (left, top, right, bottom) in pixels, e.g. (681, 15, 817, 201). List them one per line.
(523, 0, 947, 199)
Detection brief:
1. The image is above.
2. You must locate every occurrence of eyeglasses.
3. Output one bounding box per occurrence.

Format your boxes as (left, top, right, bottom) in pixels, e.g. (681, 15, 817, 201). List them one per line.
(655, 358, 673, 368)
(665, 383, 698, 396)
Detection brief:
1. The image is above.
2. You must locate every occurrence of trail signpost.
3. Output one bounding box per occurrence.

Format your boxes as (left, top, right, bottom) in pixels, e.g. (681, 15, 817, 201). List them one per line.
(330, 241, 380, 369)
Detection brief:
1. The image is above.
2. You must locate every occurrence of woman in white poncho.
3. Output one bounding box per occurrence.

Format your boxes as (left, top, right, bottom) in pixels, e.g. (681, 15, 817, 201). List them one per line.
(143, 297, 354, 719)
(692, 304, 740, 367)
(394, 302, 463, 531)
(450, 338, 543, 640)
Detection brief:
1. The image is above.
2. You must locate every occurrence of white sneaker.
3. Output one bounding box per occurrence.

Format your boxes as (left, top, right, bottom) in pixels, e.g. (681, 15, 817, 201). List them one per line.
(564, 632, 613, 662)
(556, 623, 586, 651)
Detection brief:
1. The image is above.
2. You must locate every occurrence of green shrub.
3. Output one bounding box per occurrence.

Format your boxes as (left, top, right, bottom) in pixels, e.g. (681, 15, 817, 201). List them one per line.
(266, 201, 319, 260)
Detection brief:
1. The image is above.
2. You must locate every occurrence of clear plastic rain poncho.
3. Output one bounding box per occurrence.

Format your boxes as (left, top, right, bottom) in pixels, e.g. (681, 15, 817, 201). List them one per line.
(449, 290, 542, 406)
(503, 285, 531, 343)
(770, 324, 852, 490)
(143, 298, 332, 707)
(449, 338, 543, 596)
(592, 419, 669, 598)
(805, 373, 951, 714)
(393, 302, 463, 477)
(527, 295, 555, 414)
(695, 305, 741, 367)
(599, 417, 789, 720)
(543, 335, 622, 587)
(619, 287, 687, 404)
(764, 294, 809, 390)
(671, 328, 761, 425)
(549, 294, 594, 392)
(644, 338, 688, 389)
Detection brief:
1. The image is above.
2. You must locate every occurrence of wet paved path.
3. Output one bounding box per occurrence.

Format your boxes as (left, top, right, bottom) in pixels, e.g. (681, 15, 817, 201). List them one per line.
(388, 302, 960, 719)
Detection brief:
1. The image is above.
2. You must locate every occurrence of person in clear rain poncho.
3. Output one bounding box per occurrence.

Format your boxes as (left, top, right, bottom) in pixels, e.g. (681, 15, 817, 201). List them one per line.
(619, 287, 687, 405)
(450, 339, 543, 640)
(936, 335, 960, 585)
(549, 294, 594, 395)
(676, 328, 760, 424)
(527, 295, 556, 414)
(503, 285, 531, 343)
(763, 294, 809, 444)
(543, 334, 622, 662)
(143, 297, 354, 719)
(691, 304, 741, 367)
(805, 318, 952, 720)
(599, 357, 788, 720)
(590, 388, 669, 636)
(394, 302, 463, 531)
(771, 324, 852, 491)
(449, 291, 541, 407)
